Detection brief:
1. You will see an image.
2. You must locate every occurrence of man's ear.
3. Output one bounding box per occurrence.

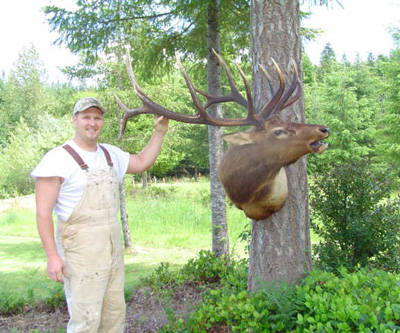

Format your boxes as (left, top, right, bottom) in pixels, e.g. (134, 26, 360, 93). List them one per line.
(222, 131, 255, 146)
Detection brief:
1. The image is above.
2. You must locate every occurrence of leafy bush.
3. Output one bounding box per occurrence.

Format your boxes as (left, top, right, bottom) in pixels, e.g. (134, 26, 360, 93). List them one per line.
(295, 268, 400, 332)
(0, 290, 27, 315)
(142, 250, 247, 292)
(0, 282, 65, 315)
(161, 265, 400, 332)
(310, 159, 400, 272)
(179, 250, 237, 285)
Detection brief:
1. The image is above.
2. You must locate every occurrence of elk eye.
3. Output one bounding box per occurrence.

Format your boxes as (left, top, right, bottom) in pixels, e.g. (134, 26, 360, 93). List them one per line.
(273, 129, 287, 136)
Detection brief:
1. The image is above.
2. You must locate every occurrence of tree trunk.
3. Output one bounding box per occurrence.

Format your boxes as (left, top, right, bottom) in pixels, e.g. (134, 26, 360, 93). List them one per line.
(207, 0, 229, 258)
(141, 171, 148, 188)
(119, 180, 133, 251)
(114, 63, 133, 253)
(248, 0, 312, 291)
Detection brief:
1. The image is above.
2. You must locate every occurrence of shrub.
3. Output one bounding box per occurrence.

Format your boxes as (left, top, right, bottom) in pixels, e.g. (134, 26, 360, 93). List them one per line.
(162, 266, 400, 332)
(295, 268, 400, 332)
(179, 250, 231, 284)
(0, 290, 27, 315)
(0, 283, 65, 315)
(142, 250, 247, 292)
(310, 159, 400, 272)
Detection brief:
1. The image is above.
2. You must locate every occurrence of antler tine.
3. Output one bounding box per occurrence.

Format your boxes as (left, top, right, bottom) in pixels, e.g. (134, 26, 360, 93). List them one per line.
(176, 54, 260, 127)
(267, 59, 301, 116)
(115, 49, 261, 131)
(199, 49, 248, 109)
(236, 64, 255, 121)
(258, 64, 275, 103)
(280, 59, 302, 109)
(175, 55, 210, 121)
(114, 94, 151, 139)
(194, 49, 258, 124)
(259, 58, 286, 120)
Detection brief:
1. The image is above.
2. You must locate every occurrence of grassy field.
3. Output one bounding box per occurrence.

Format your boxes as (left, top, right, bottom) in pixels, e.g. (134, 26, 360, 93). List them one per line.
(0, 179, 248, 313)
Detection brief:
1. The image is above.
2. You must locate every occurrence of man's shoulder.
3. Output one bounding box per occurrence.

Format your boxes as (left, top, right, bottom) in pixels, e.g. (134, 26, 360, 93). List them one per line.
(31, 141, 78, 179)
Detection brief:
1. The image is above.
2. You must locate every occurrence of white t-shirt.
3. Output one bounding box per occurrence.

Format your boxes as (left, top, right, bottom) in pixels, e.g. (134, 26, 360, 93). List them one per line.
(31, 140, 130, 221)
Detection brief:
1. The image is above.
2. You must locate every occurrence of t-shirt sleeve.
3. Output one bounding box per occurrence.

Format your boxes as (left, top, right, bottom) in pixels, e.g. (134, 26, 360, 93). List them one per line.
(102, 144, 130, 181)
(31, 148, 75, 180)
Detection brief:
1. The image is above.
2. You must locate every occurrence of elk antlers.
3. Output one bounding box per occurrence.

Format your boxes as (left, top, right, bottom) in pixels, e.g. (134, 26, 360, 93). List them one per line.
(116, 50, 301, 138)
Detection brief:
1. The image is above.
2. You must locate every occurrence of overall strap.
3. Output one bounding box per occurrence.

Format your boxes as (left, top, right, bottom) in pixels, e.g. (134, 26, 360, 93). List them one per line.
(99, 145, 114, 167)
(63, 144, 88, 170)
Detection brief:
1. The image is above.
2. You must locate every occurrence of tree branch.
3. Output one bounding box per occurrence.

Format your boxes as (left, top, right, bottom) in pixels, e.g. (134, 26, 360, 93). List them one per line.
(101, 11, 175, 25)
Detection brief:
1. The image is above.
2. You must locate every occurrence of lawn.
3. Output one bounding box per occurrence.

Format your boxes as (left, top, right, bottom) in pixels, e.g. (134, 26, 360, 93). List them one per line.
(0, 179, 248, 314)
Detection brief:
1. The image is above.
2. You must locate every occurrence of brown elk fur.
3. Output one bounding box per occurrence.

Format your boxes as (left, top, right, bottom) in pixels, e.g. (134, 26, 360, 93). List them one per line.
(218, 116, 329, 220)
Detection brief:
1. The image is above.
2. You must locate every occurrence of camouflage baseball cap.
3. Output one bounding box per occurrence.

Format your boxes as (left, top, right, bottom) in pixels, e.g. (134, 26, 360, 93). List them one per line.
(73, 97, 106, 116)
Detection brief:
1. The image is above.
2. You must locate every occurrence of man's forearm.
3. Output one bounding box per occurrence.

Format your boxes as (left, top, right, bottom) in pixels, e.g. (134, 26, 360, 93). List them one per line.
(37, 214, 59, 259)
(137, 131, 166, 170)
(127, 126, 168, 174)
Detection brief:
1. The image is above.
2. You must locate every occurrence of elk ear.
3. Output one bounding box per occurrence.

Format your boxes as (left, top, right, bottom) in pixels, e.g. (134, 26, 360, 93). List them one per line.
(222, 131, 255, 146)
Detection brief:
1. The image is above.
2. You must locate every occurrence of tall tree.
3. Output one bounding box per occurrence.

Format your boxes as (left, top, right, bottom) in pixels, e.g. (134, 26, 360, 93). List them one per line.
(248, 0, 311, 290)
(378, 39, 400, 166)
(206, 0, 229, 257)
(316, 42, 337, 81)
(0, 45, 46, 144)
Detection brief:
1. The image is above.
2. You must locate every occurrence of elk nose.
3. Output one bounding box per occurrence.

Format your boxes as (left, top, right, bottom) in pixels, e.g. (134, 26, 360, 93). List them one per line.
(320, 127, 329, 134)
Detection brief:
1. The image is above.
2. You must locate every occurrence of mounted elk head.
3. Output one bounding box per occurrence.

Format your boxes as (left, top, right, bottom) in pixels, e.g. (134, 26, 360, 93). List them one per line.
(116, 51, 329, 220)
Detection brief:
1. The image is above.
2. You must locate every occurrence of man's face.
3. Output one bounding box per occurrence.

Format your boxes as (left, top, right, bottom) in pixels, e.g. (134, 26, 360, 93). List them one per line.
(72, 107, 104, 143)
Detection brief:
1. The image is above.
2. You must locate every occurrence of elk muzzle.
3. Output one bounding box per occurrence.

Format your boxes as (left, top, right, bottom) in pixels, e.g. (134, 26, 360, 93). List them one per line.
(309, 127, 329, 153)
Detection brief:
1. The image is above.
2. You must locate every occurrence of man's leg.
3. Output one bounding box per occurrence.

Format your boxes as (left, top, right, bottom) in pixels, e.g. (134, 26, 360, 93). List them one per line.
(64, 268, 110, 333)
(98, 259, 125, 333)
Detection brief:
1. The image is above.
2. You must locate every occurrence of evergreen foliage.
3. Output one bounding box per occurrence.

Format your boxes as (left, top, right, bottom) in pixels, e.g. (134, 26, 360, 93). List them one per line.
(310, 159, 400, 272)
(0, 45, 46, 144)
(44, 0, 250, 78)
(305, 43, 399, 174)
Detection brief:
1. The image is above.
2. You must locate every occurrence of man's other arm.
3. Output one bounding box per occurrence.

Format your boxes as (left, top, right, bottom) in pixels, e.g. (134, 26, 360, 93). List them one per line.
(35, 177, 65, 283)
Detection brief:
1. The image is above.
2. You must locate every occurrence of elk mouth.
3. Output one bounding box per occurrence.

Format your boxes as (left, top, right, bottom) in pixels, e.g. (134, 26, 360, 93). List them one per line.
(309, 140, 328, 153)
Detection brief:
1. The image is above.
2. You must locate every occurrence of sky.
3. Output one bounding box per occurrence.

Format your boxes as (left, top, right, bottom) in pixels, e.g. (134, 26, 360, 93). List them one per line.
(0, 0, 399, 84)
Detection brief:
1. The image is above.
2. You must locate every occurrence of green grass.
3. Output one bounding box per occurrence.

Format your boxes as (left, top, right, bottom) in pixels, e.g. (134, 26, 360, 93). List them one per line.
(126, 180, 247, 251)
(0, 179, 248, 314)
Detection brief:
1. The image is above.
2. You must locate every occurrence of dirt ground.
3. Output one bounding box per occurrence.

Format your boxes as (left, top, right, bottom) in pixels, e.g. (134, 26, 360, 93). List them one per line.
(0, 283, 203, 332)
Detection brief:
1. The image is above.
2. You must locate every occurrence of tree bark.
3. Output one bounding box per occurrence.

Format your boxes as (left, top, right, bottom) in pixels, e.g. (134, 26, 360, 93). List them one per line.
(141, 171, 148, 188)
(248, 0, 312, 291)
(207, 0, 229, 258)
(114, 64, 133, 253)
(119, 180, 133, 251)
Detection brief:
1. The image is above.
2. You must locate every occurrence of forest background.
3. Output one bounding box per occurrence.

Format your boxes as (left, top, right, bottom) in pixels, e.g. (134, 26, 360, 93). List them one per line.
(0, 35, 399, 198)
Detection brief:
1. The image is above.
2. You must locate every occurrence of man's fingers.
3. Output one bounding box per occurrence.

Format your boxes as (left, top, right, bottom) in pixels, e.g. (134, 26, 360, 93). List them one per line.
(57, 271, 64, 283)
(47, 256, 65, 283)
(48, 268, 64, 283)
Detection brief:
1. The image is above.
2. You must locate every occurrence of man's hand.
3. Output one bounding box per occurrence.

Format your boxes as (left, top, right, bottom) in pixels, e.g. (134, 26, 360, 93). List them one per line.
(154, 115, 169, 136)
(47, 254, 65, 283)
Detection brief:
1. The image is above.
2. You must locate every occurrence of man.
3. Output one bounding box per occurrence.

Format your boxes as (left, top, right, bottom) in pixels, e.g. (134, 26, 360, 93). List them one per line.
(31, 97, 169, 332)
